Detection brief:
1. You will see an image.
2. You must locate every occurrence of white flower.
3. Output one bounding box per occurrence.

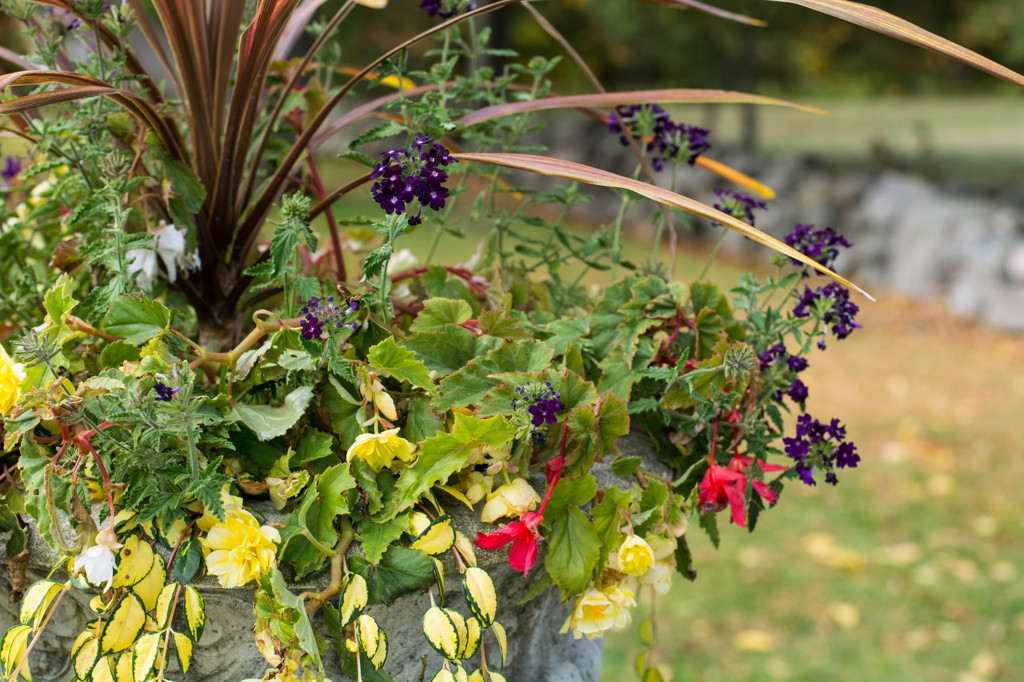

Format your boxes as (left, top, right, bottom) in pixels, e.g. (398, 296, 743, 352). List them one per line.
(73, 525, 122, 591)
(126, 221, 199, 291)
(389, 248, 418, 273)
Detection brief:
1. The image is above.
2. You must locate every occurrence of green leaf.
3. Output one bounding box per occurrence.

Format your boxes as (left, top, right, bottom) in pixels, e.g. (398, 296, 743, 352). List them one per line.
(357, 516, 409, 565)
(611, 457, 642, 477)
(295, 429, 335, 466)
(403, 327, 490, 377)
(161, 156, 206, 212)
(368, 337, 434, 393)
(543, 318, 591, 356)
(269, 568, 324, 674)
(173, 538, 203, 583)
(592, 486, 634, 560)
(565, 393, 630, 476)
(349, 546, 434, 605)
(545, 507, 601, 598)
(18, 435, 72, 551)
(699, 511, 721, 549)
(546, 475, 598, 514)
(434, 340, 555, 412)
(409, 298, 473, 333)
(229, 386, 314, 441)
(389, 414, 514, 517)
(323, 377, 363, 450)
(103, 296, 171, 345)
(99, 341, 140, 368)
(403, 398, 444, 445)
(280, 462, 357, 579)
(43, 273, 77, 331)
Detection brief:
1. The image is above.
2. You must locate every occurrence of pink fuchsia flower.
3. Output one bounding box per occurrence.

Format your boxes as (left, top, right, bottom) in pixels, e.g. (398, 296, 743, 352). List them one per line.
(475, 452, 566, 575)
(474, 511, 543, 575)
(697, 463, 747, 527)
(727, 454, 787, 505)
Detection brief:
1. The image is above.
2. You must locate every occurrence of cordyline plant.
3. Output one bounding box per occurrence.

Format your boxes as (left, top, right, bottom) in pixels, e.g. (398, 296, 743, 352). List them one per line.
(0, 0, 1022, 681)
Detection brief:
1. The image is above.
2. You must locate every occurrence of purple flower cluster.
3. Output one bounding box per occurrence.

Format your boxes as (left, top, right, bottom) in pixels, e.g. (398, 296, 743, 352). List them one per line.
(511, 381, 564, 445)
(759, 343, 810, 406)
(713, 189, 768, 226)
(783, 414, 859, 486)
(300, 295, 360, 341)
(784, 223, 853, 272)
(2, 158, 21, 184)
(153, 382, 181, 402)
(607, 104, 710, 171)
(370, 134, 455, 225)
(793, 282, 861, 349)
(420, 0, 476, 18)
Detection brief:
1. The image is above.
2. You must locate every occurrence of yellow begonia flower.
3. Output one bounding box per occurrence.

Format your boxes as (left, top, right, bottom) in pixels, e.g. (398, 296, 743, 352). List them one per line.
(195, 488, 246, 532)
(480, 478, 539, 524)
(0, 344, 25, 416)
(617, 535, 655, 577)
(641, 560, 674, 595)
(200, 510, 280, 588)
(361, 377, 397, 422)
(348, 429, 416, 471)
(560, 582, 637, 640)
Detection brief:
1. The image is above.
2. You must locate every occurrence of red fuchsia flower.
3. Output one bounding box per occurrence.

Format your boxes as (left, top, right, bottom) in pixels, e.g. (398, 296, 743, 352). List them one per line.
(697, 463, 747, 527)
(475, 436, 567, 575)
(727, 454, 788, 505)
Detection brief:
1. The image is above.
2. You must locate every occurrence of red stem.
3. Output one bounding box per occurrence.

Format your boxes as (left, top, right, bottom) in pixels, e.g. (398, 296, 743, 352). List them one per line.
(165, 518, 199, 572)
(78, 438, 116, 523)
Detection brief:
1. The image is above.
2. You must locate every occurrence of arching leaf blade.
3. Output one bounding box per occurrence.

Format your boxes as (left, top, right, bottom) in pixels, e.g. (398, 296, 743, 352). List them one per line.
(452, 152, 872, 300)
(765, 0, 1024, 89)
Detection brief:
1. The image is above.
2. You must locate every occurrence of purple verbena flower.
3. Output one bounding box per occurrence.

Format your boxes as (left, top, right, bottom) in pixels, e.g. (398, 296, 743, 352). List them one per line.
(713, 188, 767, 226)
(512, 381, 564, 445)
(792, 282, 861, 348)
(299, 293, 361, 342)
(607, 104, 710, 170)
(783, 413, 859, 486)
(787, 378, 809, 405)
(371, 135, 455, 222)
(421, 0, 476, 19)
(784, 223, 853, 274)
(153, 382, 181, 402)
(2, 158, 21, 183)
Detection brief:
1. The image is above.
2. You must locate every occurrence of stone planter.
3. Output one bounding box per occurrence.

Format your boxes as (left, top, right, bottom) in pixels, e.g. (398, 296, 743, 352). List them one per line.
(0, 435, 661, 681)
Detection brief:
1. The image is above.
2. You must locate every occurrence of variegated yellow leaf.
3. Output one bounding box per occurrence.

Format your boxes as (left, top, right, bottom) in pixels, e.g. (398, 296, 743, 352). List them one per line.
(172, 631, 193, 674)
(339, 574, 368, 627)
(422, 606, 461, 661)
(491, 621, 507, 667)
(453, 532, 477, 568)
(72, 632, 99, 679)
(111, 535, 154, 589)
(445, 609, 468, 660)
(19, 580, 63, 627)
(354, 615, 387, 670)
(183, 586, 205, 642)
(100, 594, 146, 653)
(430, 669, 456, 682)
(410, 515, 455, 556)
(132, 632, 163, 682)
(114, 652, 133, 682)
(88, 594, 114, 615)
(432, 558, 445, 601)
(0, 624, 33, 680)
(112, 509, 138, 535)
(131, 553, 167, 611)
(91, 655, 116, 682)
(153, 584, 178, 630)
(462, 617, 481, 660)
(454, 666, 468, 682)
(353, 0, 388, 8)
(461, 567, 496, 628)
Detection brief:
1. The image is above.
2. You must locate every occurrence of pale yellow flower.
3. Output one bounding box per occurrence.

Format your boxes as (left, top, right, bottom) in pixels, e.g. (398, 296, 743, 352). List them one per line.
(195, 488, 245, 532)
(617, 535, 655, 577)
(73, 524, 122, 591)
(354, 0, 388, 7)
(200, 510, 280, 588)
(0, 343, 25, 416)
(560, 582, 637, 640)
(641, 560, 674, 595)
(480, 478, 539, 524)
(348, 428, 416, 471)
(360, 377, 397, 422)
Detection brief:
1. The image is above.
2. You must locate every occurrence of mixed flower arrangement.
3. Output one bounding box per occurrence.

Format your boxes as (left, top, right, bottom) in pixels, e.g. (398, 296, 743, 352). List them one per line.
(0, 1, 1021, 681)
